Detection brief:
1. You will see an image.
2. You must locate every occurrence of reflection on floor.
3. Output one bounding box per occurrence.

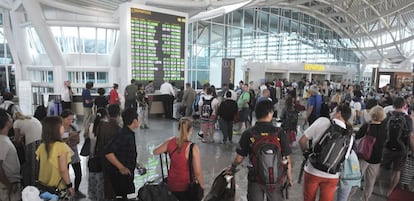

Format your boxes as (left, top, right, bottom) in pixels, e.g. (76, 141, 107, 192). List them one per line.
(72, 116, 396, 201)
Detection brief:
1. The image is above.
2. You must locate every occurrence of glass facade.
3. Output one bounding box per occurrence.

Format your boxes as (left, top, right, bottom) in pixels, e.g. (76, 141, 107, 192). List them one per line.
(188, 8, 360, 88)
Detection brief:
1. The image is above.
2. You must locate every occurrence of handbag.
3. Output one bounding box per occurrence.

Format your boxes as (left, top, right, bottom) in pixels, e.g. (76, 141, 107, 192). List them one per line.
(188, 143, 204, 201)
(356, 124, 376, 161)
(80, 138, 91, 156)
(88, 126, 102, 172)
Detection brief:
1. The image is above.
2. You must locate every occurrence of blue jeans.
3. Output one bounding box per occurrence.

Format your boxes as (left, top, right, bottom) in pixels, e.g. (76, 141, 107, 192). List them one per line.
(336, 186, 352, 201)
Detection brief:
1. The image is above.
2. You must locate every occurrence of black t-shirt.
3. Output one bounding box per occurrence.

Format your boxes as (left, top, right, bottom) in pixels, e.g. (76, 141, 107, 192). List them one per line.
(217, 99, 238, 121)
(95, 96, 108, 109)
(356, 123, 387, 164)
(236, 122, 292, 158)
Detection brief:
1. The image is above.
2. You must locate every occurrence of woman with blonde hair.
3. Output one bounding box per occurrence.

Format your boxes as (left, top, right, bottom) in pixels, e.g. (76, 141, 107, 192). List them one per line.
(36, 116, 74, 197)
(153, 117, 205, 201)
(355, 105, 387, 201)
(13, 112, 42, 186)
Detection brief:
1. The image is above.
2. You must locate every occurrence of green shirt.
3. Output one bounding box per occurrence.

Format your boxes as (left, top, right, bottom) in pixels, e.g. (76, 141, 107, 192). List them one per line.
(237, 91, 250, 109)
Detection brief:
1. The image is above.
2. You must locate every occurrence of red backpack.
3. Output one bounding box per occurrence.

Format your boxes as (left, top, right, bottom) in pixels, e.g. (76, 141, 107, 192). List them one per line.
(249, 128, 287, 192)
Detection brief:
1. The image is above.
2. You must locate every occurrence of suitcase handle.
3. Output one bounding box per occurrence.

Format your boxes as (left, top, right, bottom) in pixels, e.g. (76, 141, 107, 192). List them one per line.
(160, 153, 169, 179)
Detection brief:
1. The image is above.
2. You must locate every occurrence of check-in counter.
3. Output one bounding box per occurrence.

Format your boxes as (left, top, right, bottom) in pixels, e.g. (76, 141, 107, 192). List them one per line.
(148, 94, 165, 115)
(71, 94, 166, 116)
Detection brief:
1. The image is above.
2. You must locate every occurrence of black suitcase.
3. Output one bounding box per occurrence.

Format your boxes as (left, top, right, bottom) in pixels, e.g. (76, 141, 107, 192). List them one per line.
(137, 154, 178, 201)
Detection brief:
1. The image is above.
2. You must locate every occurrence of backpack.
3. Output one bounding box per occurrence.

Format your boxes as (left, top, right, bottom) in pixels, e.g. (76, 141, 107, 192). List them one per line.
(192, 93, 201, 114)
(340, 150, 361, 187)
(6, 103, 15, 137)
(320, 102, 330, 118)
(200, 97, 214, 119)
(248, 89, 256, 110)
(282, 107, 298, 130)
(310, 121, 351, 174)
(249, 128, 287, 192)
(385, 112, 409, 151)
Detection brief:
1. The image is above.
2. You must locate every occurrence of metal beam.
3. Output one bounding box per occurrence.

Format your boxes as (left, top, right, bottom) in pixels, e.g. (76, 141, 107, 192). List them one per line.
(339, 2, 414, 27)
(350, 34, 414, 51)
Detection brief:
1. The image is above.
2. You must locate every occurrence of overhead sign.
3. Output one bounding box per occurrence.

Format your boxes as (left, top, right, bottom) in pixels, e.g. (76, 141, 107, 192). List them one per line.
(130, 6, 187, 88)
(304, 64, 325, 71)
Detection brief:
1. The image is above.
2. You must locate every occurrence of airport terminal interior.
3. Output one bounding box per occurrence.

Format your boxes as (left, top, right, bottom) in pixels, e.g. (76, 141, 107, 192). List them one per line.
(1, 0, 414, 200)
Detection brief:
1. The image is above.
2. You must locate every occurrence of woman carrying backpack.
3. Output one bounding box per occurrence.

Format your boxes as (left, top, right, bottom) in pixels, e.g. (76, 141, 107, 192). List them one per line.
(153, 117, 205, 201)
(354, 106, 387, 201)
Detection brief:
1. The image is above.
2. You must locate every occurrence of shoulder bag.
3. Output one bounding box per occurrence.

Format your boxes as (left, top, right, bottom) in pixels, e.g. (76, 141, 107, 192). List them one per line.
(356, 124, 376, 161)
(88, 123, 102, 172)
(188, 143, 204, 201)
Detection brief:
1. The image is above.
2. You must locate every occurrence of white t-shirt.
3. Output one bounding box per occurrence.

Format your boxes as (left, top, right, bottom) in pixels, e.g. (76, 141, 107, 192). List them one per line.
(61, 87, 71, 102)
(303, 117, 350, 179)
(383, 105, 395, 115)
(229, 90, 237, 101)
(160, 82, 175, 96)
(198, 95, 219, 116)
(13, 118, 42, 145)
(0, 135, 21, 182)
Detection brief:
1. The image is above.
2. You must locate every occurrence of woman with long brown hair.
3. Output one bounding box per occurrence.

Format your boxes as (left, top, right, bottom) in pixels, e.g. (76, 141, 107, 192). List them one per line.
(153, 117, 205, 201)
(35, 116, 74, 196)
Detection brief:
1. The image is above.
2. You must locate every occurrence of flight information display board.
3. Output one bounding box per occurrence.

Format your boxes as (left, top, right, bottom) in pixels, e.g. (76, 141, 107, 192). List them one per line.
(130, 7, 186, 88)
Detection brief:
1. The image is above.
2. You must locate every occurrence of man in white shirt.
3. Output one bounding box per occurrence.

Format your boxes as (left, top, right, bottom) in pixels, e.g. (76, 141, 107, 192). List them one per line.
(228, 83, 238, 101)
(160, 80, 175, 119)
(61, 80, 73, 111)
(299, 104, 352, 201)
(0, 109, 21, 201)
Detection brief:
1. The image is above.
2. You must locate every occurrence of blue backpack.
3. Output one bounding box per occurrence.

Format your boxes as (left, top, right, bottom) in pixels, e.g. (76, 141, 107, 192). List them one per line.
(339, 150, 361, 187)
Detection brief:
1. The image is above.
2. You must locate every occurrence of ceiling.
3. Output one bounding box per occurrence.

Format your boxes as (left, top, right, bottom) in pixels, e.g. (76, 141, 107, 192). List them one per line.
(2, 0, 414, 68)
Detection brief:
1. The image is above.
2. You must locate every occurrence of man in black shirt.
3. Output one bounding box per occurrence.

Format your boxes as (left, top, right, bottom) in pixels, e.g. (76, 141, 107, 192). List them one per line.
(105, 108, 140, 200)
(230, 100, 293, 200)
(217, 91, 238, 144)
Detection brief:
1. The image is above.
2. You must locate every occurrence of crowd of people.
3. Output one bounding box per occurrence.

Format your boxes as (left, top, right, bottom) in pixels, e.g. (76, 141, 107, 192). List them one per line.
(0, 77, 414, 201)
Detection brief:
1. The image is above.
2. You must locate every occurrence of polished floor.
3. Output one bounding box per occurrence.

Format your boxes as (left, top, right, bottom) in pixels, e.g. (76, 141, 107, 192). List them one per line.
(71, 95, 414, 201)
(68, 112, 410, 201)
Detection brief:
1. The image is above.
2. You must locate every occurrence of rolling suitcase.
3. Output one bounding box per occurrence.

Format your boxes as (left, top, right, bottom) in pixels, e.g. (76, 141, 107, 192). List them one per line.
(137, 154, 178, 201)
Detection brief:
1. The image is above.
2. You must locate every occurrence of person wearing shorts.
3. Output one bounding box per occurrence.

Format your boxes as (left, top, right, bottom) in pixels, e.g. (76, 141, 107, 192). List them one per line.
(199, 87, 219, 143)
(237, 84, 250, 132)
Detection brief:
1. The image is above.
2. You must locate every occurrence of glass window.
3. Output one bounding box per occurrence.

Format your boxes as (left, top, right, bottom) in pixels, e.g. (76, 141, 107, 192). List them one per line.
(61, 27, 79, 53)
(85, 72, 95, 82)
(80, 27, 96, 53)
(97, 28, 107, 54)
(97, 72, 108, 83)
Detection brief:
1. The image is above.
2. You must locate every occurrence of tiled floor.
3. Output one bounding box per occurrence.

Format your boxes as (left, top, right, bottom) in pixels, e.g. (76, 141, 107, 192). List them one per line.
(69, 113, 404, 201)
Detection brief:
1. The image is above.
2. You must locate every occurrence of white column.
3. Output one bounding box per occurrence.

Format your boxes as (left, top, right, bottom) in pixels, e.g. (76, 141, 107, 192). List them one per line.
(22, 0, 66, 93)
(8, 11, 33, 81)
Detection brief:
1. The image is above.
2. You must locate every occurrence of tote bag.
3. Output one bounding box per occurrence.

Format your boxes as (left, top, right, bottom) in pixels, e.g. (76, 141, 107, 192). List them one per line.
(356, 124, 376, 161)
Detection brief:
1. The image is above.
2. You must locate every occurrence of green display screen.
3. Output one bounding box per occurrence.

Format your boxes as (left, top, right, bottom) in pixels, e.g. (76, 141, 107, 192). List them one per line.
(130, 8, 186, 88)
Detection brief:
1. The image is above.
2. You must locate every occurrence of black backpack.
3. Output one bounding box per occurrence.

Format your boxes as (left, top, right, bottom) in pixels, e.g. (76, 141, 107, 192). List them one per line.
(282, 107, 298, 131)
(6, 104, 15, 137)
(200, 97, 214, 119)
(320, 102, 330, 118)
(385, 112, 409, 151)
(248, 89, 256, 110)
(310, 121, 351, 174)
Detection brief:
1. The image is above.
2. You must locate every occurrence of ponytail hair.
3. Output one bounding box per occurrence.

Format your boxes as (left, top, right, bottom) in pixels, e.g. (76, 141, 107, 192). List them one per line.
(93, 108, 108, 135)
(177, 117, 193, 151)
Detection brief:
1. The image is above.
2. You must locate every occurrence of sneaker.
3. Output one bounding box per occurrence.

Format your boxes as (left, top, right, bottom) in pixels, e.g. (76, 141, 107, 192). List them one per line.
(144, 125, 149, 129)
(74, 191, 86, 198)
